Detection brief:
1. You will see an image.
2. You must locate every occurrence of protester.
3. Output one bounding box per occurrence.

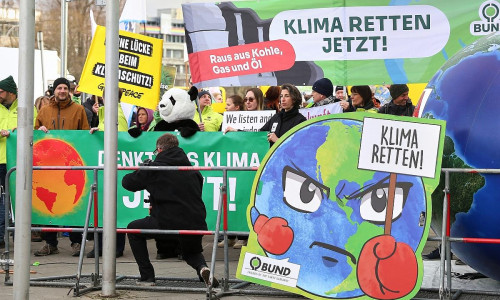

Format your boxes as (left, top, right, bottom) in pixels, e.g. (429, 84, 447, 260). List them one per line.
(34, 77, 89, 256)
(223, 95, 245, 134)
(123, 133, 219, 287)
(260, 83, 306, 147)
(334, 86, 348, 102)
(339, 85, 377, 112)
(89, 88, 128, 134)
(34, 95, 50, 112)
(0, 76, 36, 248)
(244, 88, 264, 111)
(306, 78, 335, 108)
(193, 90, 223, 132)
(378, 84, 415, 116)
(212, 92, 223, 103)
(70, 81, 81, 104)
(83, 95, 103, 128)
(219, 94, 248, 248)
(36, 77, 89, 132)
(264, 86, 280, 112)
(128, 106, 155, 137)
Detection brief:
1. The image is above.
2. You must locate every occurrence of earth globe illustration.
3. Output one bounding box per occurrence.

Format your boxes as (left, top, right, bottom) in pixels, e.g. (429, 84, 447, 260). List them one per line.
(415, 31, 500, 280)
(32, 139, 87, 216)
(248, 115, 431, 299)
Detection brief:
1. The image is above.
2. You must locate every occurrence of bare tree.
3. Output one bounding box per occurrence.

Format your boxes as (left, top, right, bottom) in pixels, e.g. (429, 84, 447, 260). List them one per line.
(35, 0, 125, 81)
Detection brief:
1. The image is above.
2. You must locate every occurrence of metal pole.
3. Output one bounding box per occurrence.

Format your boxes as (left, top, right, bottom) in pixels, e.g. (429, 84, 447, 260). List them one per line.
(60, 0, 68, 77)
(93, 169, 100, 287)
(222, 170, 229, 291)
(439, 171, 450, 300)
(102, 0, 120, 296)
(209, 168, 226, 295)
(14, 0, 35, 298)
(445, 171, 452, 300)
(37, 31, 46, 95)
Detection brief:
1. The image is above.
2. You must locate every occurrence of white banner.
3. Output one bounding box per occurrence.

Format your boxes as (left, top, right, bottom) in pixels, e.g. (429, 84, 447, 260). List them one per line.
(358, 117, 442, 178)
(269, 6, 450, 61)
(299, 102, 343, 120)
(222, 110, 276, 132)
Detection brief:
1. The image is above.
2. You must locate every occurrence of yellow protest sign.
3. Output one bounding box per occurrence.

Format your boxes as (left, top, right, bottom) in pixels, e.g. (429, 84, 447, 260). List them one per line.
(79, 26, 162, 110)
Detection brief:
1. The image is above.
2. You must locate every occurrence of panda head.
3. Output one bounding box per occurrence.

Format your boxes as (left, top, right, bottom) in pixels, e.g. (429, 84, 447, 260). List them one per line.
(158, 86, 198, 123)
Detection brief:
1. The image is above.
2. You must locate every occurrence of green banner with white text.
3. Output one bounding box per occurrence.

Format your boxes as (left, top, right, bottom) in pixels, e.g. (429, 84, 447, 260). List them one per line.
(183, 0, 498, 87)
(6, 131, 269, 231)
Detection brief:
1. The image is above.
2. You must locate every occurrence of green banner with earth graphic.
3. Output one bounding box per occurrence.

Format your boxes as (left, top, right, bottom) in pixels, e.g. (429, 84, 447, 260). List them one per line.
(6, 131, 269, 231)
(183, 0, 496, 87)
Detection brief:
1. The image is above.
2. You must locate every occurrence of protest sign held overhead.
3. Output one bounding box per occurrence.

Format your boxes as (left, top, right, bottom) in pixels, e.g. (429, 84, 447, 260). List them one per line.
(358, 117, 442, 178)
(79, 26, 162, 110)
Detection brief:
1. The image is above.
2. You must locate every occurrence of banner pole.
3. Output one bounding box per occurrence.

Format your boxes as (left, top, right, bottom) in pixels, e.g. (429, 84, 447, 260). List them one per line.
(102, 0, 120, 296)
(14, 0, 35, 298)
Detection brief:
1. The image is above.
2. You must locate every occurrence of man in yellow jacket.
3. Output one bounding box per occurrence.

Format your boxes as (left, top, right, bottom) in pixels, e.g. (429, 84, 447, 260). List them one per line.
(0, 75, 37, 249)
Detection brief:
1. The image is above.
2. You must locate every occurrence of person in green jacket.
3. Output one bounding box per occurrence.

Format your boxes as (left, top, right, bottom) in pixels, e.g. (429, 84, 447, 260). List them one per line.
(193, 90, 222, 132)
(89, 88, 129, 133)
(0, 75, 37, 249)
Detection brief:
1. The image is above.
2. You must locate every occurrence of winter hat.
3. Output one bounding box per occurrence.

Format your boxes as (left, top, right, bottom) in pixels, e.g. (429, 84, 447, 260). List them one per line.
(335, 86, 345, 92)
(389, 84, 409, 99)
(198, 90, 212, 100)
(52, 77, 71, 93)
(0, 75, 17, 95)
(312, 78, 333, 97)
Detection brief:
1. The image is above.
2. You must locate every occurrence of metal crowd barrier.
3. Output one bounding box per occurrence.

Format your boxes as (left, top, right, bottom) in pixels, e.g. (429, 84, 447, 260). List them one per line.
(2, 166, 500, 299)
(0, 165, 261, 299)
(437, 168, 500, 300)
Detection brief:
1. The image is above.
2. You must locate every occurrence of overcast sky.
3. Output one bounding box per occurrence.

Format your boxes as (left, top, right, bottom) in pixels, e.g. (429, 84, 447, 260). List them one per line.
(145, 0, 244, 16)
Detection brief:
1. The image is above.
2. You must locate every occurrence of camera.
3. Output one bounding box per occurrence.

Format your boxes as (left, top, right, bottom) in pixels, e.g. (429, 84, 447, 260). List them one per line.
(139, 159, 153, 166)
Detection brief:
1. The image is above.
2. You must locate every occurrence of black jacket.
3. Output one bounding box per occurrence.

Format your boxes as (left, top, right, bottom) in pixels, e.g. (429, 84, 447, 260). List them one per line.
(122, 146, 207, 230)
(83, 97, 103, 128)
(378, 100, 415, 116)
(343, 98, 375, 112)
(260, 106, 306, 147)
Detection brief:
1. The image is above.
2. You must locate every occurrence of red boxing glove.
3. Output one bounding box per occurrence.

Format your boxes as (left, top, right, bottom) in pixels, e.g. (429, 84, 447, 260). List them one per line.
(357, 235, 417, 299)
(253, 215, 294, 255)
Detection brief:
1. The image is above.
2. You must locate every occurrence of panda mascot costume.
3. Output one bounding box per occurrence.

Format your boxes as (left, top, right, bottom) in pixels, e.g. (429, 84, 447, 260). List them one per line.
(128, 86, 200, 138)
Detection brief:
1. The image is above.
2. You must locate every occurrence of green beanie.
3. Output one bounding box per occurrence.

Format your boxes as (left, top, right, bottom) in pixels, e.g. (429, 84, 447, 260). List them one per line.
(0, 75, 17, 95)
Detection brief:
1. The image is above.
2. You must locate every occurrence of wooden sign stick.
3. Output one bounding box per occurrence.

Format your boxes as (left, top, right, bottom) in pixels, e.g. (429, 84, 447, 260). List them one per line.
(384, 173, 397, 235)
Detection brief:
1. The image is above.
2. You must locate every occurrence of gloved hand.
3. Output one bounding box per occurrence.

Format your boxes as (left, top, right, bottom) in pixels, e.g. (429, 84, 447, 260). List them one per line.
(253, 215, 294, 255)
(357, 234, 417, 299)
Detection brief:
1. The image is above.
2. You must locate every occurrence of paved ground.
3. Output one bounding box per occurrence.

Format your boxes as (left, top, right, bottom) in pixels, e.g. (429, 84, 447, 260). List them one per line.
(1, 232, 499, 300)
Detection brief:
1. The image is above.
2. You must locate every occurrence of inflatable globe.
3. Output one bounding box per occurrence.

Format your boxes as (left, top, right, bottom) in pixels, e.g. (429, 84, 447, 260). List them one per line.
(415, 31, 500, 280)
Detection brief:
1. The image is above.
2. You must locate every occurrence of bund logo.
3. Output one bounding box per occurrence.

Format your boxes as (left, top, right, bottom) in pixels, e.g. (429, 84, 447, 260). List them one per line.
(470, 1, 500, 35)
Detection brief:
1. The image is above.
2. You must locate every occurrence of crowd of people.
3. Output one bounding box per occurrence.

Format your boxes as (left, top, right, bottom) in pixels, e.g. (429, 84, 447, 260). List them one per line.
(0, 73, 419, 286)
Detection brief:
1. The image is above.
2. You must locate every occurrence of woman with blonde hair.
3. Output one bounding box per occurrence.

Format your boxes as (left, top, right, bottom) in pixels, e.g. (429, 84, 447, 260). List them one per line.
(34, 95, 50, 112)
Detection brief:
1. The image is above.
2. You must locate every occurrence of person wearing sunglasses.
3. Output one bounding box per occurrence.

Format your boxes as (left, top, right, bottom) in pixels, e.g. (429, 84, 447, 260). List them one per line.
(244, 88, 264, 111)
